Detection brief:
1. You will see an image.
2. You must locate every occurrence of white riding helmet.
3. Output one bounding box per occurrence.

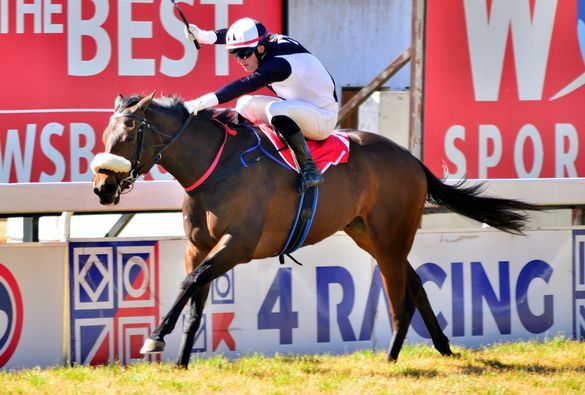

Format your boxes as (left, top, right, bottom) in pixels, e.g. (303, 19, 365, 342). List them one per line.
(225, 18, 267, 49)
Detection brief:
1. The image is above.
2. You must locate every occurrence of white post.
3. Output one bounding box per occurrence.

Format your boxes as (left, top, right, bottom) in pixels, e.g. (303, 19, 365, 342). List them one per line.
(59, 211, 73, 241)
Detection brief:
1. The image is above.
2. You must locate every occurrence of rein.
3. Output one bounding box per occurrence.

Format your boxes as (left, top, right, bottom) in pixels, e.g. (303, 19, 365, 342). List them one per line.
(111, 109, 192, 190)
(103, 106, 295, 195)
(111, 109, 240, 193)
(184, 118, 237, 192)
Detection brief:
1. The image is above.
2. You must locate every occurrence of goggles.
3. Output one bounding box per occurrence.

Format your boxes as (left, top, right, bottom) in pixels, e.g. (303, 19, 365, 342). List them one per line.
(229, 47, 256, 60)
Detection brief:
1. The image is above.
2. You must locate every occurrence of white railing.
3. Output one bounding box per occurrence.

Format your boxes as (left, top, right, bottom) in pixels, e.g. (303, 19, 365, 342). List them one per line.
(1, 178, 585, 215)
(0, 181, 184, 215)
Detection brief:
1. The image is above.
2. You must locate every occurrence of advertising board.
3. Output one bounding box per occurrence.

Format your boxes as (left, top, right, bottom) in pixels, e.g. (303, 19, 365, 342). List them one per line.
(0, 244, 65, 370)
(1, 228, 582, 369)
(0, 0, 283, 183)
(69, 231, 579, 365)
(424, 0, 585, 178)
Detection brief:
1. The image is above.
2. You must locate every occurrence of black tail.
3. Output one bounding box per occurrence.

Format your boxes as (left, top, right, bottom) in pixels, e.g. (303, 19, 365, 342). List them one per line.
(422, 165, 543, 235)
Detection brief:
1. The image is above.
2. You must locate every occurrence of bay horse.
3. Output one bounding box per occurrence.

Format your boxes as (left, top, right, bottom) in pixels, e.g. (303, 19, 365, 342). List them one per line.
(92, 93, 541, 368)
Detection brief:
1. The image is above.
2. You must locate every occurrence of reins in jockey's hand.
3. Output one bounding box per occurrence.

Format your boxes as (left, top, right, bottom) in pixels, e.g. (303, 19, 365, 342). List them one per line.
(170, 0, 201, 50)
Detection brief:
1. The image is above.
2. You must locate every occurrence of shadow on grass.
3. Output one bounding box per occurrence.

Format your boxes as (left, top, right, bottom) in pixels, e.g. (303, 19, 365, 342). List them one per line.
(461, 358, 585, 375)
(394, 367, 441, 378)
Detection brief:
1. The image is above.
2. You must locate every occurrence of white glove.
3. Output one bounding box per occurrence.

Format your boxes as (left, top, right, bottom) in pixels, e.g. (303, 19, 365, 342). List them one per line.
(184, 23, 217, 45)
(184, 93, 219, 115)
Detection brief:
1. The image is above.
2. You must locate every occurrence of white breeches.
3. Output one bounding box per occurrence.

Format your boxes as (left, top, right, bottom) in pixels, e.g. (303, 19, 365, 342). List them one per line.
(235, 95, 338, 141)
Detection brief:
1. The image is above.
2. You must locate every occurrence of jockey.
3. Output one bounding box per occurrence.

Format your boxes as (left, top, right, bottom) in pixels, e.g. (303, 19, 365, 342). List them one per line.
(184, 17, 339, 191)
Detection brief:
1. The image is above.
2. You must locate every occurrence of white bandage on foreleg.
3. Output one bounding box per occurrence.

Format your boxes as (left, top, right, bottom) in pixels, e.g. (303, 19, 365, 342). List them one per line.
(91, 152, 132, 175)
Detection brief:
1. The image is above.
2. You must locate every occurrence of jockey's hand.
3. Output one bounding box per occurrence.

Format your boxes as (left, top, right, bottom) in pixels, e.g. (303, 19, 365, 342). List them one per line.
(184, 24, 217, 44)
(184, 93, 219, 115)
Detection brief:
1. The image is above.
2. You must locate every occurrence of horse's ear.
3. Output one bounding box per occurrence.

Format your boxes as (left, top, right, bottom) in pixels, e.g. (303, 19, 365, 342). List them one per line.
(114, 94, 124, 111)
(136, 91, 156, 111)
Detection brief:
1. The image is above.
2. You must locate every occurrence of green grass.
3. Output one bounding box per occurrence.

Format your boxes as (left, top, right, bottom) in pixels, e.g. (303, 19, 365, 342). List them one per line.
(1, 337, 585, 394)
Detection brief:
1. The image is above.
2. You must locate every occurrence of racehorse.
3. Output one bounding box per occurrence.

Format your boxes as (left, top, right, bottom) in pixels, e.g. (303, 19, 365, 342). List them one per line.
(92, 93, 542, 368)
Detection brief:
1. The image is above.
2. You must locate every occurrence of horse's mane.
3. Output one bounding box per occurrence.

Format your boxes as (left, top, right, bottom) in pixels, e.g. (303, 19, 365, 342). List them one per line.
(117, 94, 250, 128)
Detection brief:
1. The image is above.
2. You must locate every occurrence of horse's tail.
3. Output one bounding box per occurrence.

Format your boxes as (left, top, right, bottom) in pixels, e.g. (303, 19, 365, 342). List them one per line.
(422, 165, 543, 235)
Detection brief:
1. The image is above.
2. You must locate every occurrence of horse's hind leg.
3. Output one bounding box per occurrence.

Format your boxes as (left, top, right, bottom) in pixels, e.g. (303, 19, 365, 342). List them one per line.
(345, 219, 414, 361)
(406, 263, 453, 356)
(386, 270, 416, 361)
(377, 257, 413, 362)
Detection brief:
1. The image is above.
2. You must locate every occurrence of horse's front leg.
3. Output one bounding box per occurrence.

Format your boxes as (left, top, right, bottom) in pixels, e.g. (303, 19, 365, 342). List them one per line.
(139, 261, 211, 355)
(139, 235, 243, 359)
(176, 244, 211, 367)
(176, 284, 210, 367)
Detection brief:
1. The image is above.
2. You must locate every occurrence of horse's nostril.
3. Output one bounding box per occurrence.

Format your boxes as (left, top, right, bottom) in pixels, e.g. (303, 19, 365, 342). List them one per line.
(103, 183, 117, 194)
(94, 182, 118, 197)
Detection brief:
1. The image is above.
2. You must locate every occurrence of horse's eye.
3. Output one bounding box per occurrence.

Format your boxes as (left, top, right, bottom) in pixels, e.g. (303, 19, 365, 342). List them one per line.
(124, 118, 135, 128)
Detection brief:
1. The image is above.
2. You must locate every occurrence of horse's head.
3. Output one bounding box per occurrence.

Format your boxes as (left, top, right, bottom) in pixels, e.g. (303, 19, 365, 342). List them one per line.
(92, 92, 156, 205)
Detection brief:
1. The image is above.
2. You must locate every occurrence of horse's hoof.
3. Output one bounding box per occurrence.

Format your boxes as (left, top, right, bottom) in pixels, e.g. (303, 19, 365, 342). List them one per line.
(387, 354, 398, 363)
(140, 338, 166, 354)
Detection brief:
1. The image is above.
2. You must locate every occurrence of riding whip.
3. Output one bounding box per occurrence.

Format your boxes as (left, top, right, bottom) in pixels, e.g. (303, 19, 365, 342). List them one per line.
(170, 0, 201, 49)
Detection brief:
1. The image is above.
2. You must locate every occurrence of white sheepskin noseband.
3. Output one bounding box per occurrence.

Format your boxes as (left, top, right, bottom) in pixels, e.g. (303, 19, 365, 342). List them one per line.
(91, 152, 132, 175)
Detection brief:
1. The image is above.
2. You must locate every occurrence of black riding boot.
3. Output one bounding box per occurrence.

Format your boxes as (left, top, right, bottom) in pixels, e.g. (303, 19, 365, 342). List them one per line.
(271, 115, 324, 191)
(285, 130, 324, 191)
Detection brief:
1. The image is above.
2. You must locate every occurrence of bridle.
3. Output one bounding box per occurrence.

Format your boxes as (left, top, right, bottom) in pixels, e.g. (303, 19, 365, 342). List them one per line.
(111, 108, 192, 192)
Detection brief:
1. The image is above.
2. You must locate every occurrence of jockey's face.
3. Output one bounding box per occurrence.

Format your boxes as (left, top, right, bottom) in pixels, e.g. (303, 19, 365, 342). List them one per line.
(232, 45, 264, 73)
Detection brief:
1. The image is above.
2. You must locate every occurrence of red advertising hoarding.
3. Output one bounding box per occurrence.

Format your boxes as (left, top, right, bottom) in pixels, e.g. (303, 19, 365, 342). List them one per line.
(0, 0, 282, 183)
(423, 0, 585, 179)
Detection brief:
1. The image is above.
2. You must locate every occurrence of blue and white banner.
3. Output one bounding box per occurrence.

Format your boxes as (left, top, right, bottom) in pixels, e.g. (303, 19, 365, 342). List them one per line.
(0, 229, 581, 369)
(157, 231, 576, 361)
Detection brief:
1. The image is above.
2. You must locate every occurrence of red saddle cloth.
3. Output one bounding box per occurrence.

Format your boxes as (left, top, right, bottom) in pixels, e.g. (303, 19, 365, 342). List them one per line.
(257, 124, 350, 173)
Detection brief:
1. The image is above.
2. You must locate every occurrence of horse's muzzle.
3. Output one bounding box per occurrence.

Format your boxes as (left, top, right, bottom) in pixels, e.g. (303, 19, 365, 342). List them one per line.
(93, 177, 121, 205)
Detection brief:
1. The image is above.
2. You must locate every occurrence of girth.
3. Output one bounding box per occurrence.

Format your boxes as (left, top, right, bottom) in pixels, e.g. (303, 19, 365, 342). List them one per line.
(278, 186, 319, 265)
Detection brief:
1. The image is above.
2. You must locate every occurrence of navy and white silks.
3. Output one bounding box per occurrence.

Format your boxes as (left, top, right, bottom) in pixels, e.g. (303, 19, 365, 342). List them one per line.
(214, 30, 339, 140)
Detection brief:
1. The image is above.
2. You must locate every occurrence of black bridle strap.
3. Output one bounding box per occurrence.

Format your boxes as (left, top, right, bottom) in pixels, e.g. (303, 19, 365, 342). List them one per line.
(112, 110, 192, 181)
(151, 114, 192, 163)
(130, 120, 146, 178)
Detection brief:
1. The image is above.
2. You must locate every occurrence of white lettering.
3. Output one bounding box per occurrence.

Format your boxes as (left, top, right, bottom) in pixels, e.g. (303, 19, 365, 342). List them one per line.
(160, 0, 197, 77)
(70, 123, 95, 181)
(43, 0, 63, 34)
(17, 0, 41, 33)
(1, 0, 8, 33)
(40, 122, 65, 182)
(444, 125, 466, 179)
(2, 0, 64, 34)
(464, 0, 557, 101)
(68, 0, 111, 76)
(202, 0, 244, 75)
(514, 124, 543, 177)
(479, 125, 502, 178)
(119, 0, 154, 76)
(443, 123, 580, 178)
(555, 124, 578, 177)
(0, 127, 35, 182)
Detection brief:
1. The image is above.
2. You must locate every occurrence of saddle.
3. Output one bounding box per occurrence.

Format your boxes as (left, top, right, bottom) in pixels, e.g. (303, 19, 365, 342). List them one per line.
(257, 124, 350, 173)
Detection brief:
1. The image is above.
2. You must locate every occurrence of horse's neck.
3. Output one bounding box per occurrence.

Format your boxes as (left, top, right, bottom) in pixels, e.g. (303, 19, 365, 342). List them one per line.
(158, 116, 243, 189)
